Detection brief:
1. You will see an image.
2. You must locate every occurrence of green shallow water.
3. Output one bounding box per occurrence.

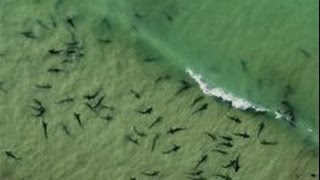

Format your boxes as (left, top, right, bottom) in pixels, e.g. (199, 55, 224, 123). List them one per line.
(0, 0, 319, 180)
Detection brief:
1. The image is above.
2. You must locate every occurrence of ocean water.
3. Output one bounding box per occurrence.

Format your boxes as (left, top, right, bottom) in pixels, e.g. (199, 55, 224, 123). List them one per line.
(117, 0, 319, 144)
(0, 0, 319, 180)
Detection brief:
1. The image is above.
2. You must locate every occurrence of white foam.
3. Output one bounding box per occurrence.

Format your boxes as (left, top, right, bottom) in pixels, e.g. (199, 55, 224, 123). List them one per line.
(186, 68, 268, 112)
(308, 128, 313, 132)
(186, 68, 317, 137)
(186, 68, 318, 143)
(275, 111, 283, 119)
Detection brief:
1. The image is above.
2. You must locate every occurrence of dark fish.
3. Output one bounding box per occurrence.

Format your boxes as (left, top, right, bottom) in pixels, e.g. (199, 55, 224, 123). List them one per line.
(85, 102, 97, 113)
(192, 103, 208, 115)
(298, 48, 312, 59)
(100, 105, 114, 111)
(149, 116, 163, 129)
(48, 67, 64, 73)
(31, 99, 46, 118)
(101, 115, 113, 121)
(213, 174, 232, 180)
(212, 149, 228, 155)
(98, 38, 112, 44)
(219, 135, 233, 141)
(163, 144, 181, 154)
(61, 37, 84, 62)
(240, 59, 248, 72)
(57, 97, 74, 104)
(73, 113, 83, 128)
(260, 140, 278, 146)
(84, 89, 100, 100)
(281, 100, 296, 125)
(222, 154, 241, 172)
(4, 151, 21, 160)
(35, 84, 52, 89)
(141, 170, 160, 177)
(42, 120, 48, 139)
(0, 82, 6, 93)
(186, 170, 203, 176)
(257, 122, 265, 138)
(134, 12, 145, 19)
(162, 11, 173, 22)
(227, 116, 241, 124)
(20, 31, 36, 39)
(36, 20, 50, 30)
(167, 127, 186, 134)
(137, 107, 153, 115)
(48, 49, 63, 55)
(32, 99, 42, 107)
(66, 17, 76, 29)
(155, 75, 171, 83)
(93, 96, 105, 109)
(144, 58, 156, 62)
(233, 132, 250, 139)
(65, 49, 76, 55)
(151, 133, 161, 152)
(176, 80, 192, 95)
(133, 126, 147, 137)
(204, 132, 217, 141)
(126, 135, 140, 145)
(62, 124, 71, 136)
(217, 142, 233, 148)
(101, 18, 112, 29)
(281, 100, 295, 114)
(191, 96, 205, 107)
(49, 14, 57, 28)
(130, 89, 141, 99)
(195, 154, 208, 169)
(188, 177, 207, 180)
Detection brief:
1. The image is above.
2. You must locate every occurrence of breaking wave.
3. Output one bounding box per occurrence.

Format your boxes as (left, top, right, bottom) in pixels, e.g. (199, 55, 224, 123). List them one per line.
(186, 68, 315, 134)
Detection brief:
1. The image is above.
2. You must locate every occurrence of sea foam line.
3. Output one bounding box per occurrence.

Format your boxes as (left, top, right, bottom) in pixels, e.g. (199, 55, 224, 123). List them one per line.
(186, 68, 315, 134)
(186, 68, 268, 112)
